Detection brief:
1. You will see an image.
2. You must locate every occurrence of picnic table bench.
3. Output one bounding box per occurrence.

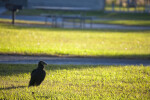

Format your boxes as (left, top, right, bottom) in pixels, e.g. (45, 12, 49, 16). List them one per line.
(41, 14, 94, 28)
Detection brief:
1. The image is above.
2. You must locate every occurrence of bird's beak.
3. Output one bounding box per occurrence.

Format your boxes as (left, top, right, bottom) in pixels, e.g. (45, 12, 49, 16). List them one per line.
(39, 61, 47, 66)
(44, 62, 47, 65)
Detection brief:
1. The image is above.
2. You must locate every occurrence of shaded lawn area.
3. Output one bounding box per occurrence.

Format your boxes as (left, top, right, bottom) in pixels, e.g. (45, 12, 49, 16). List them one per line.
(0, 21, 150, 59)
(3, 9, 150, 20)
(2, 9, 150, 26)
(0, 64, 150, 100)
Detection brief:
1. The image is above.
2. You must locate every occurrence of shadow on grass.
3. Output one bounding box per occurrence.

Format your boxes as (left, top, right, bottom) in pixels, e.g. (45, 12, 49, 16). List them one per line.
(0, 22, 150, 33)
(0, 86, 27, 90)
(0, 64, 109, 76)
(0, 53, 150, 59)
(0, 59, 149, 76)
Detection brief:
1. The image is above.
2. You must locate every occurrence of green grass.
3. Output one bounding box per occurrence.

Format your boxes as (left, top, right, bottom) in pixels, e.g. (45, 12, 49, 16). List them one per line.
(0, 20, 150, 59)
(0, 64, 150, 100)
(105, 6, 146, 12)
(70, 19, 150, 26)
(3, 9, 150, 26)
(0, 18, 48, 25)
(2, 16, 150, 26)
(92, 19, 150, 26)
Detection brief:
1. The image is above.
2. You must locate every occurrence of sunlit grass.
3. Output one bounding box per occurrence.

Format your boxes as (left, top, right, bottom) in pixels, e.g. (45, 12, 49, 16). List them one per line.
(2, 17, 150, 26)
(105, 6, 146, 12)
(0, 21, 150, 58)
(70, 19, 150, 26)
(92, 19, 150, 26)
(0, 18, 49, 25)
(0, 64, 150, 99)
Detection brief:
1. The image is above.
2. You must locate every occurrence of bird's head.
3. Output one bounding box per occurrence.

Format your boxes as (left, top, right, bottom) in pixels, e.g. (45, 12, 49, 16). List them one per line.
(38, 61, 47, 69)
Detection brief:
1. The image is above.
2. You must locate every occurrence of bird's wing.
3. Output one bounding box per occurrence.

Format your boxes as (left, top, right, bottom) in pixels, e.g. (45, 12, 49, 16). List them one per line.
(31, 69, 36, 76)
(40, 70, 46, 82)
(29, 69, 37, 86)
(42, 70, 46, 77)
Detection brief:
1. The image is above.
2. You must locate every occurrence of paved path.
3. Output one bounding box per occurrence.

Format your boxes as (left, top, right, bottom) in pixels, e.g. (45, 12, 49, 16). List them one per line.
(0, 15, 150, 30)
(0, 7, 6, 14)
(0, 55, 149, 66)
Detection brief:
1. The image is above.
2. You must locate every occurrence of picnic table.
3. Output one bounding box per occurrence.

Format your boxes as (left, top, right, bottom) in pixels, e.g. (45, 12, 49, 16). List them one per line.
(42, 14, 94, 28)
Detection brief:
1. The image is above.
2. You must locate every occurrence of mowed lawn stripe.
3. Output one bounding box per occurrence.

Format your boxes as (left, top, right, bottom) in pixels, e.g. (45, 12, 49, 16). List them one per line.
(0, 64, 150, 99)
(0, 22, 150, 58)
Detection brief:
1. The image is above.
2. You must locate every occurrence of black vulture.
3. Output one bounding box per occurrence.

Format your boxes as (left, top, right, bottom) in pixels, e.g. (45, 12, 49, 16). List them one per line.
(29, 61, 47, 87)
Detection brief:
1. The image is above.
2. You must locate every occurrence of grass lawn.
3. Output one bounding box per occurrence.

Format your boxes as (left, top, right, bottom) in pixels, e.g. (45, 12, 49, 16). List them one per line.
(70, 19, 150, 26)
(92, 19, 150, 26)
(0, 18, 47, 25)
(0, 64, 150, 100)
(0, 19, 150, 59)
(105, 6, 146, 12)
(2, 9, 150, 26)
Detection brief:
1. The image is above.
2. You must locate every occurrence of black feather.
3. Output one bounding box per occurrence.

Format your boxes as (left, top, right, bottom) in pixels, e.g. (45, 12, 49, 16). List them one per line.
(29, 61, 47, 87)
